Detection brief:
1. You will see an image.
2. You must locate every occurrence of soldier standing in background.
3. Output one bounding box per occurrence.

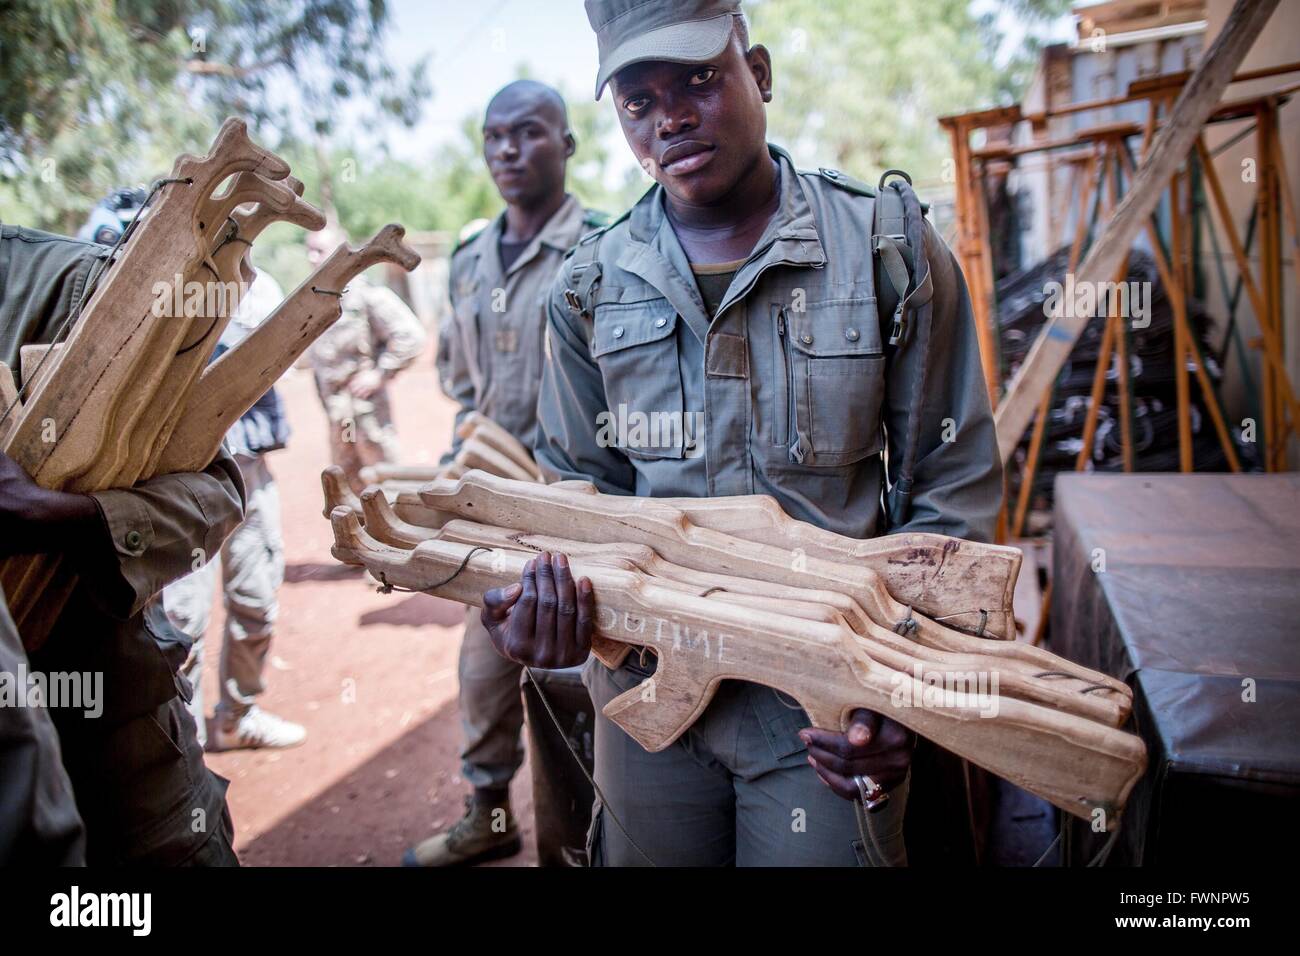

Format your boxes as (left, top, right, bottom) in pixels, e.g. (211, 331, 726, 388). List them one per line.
(403, 79, 604, 868)
(305, 226, 426, 493)
(162, 266, 305, 752)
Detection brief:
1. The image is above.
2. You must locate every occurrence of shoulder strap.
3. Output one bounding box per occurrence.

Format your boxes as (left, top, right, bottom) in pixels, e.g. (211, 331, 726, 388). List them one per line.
(872, 169, 916, 347)
(562, 230, 604, 322)
(817, 167, 876, 198)
(561, 207, 629, 321)
(871, 169, 936, 529)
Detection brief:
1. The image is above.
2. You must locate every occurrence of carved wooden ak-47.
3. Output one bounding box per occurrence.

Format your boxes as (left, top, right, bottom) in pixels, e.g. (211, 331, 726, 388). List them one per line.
(156, 224, 420, 476)
(338, 411, 544, 521)
(11, 175, 322, 455)
(116, 172, 309, 489)
(353, 487, 1129, 727)
(2, 178, 329, 642)
(332, 464, 1021, 642)
(139, 176, 328, 479)
(329, 508, 1146, 826)
(2, 118, 421, 651)
(418, 472, 1024, 643)
(1, 120, 292, 637)
(455, 411, 543, 480)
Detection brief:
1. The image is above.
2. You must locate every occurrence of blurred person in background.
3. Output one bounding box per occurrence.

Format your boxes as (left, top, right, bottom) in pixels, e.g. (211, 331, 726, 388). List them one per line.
(405, 79, 605, 868)
(304, 226, 426, 493)
(75, 187, 147, 246)
(161, 262, 306, 752)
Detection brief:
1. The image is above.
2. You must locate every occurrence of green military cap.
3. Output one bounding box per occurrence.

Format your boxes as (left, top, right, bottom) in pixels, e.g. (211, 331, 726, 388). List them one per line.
(585, 0, 743, 100)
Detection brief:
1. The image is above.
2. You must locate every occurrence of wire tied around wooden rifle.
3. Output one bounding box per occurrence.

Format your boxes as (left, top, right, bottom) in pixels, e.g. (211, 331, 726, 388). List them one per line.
(893, 608, 989, 639)
(375, 546, 492, 594)
(213, 216, 253, 250)
(893, 607, 918, 636)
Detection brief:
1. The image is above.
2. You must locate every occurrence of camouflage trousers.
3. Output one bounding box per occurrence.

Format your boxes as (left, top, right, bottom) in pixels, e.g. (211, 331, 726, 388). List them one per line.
(163, 455, 283, 746)
(320, 387, 401, 492)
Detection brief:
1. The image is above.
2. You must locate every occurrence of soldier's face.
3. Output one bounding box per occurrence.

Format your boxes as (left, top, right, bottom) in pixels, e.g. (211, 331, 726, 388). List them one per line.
(610, 35, 772, 206)
(482, 90, 573, 210)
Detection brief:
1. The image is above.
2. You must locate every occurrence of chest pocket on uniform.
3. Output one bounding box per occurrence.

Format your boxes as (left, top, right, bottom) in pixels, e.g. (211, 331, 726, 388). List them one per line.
(785, 299, 885, 467)
(590, 298, 685, 461)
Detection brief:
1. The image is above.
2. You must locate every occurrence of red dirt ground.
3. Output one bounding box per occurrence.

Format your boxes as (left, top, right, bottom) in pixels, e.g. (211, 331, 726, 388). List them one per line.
(195, 343, 537, 867)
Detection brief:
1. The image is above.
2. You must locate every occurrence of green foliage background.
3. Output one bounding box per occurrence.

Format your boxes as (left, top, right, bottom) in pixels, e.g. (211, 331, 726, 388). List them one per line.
(0, 0, 1068, 289)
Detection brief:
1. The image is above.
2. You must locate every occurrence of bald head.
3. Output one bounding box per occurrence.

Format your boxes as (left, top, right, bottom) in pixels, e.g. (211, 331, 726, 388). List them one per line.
(481, 80, 574, 211)
(486, 80, 569, 129)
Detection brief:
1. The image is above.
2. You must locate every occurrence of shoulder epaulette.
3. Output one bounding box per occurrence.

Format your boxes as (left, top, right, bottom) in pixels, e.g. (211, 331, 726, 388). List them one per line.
(566, 206, 631, 261)
(818, 166, 930, 214)
(816, 167, 876, 197)
(451, 221, 489, 257)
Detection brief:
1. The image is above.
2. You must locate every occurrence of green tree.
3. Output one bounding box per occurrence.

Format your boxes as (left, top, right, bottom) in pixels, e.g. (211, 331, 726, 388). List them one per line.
(746, 0, 1069, 184)
(0, 0, 428, 233)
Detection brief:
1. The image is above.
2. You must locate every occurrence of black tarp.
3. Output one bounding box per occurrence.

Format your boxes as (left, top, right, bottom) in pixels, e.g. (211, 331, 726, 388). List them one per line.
(1051, 473, 1300, 865)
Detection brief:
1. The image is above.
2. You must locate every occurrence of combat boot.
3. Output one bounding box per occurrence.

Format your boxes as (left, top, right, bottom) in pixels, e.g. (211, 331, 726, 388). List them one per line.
(402, 794, 522, 867)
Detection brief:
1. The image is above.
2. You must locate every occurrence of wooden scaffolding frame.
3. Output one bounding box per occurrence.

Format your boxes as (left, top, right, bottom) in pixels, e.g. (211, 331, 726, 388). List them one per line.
(940, 56, 1299, 544)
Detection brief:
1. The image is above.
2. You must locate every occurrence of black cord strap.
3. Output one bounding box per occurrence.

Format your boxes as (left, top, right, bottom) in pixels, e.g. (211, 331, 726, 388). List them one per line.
(375, 546, 492, 594)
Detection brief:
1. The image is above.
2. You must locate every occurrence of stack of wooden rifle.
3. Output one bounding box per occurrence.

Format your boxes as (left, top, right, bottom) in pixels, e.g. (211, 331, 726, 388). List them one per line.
(324, 418, 1148, 827)
(0, 118, 421, 652)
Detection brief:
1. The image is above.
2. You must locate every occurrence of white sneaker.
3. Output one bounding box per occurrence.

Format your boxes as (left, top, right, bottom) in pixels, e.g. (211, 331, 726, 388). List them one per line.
(208, 706, 307, 752)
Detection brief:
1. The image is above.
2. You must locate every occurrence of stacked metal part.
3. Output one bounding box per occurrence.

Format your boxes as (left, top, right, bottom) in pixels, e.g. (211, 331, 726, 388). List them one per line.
(997, 245, 1246, 520)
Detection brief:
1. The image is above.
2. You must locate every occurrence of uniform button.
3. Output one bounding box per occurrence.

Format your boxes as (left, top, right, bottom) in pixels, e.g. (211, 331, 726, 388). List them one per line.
(845, 328, 860, 342)
(124, 530, 144, 551)
(612, 326, 625, 339)
(800, 333, 813, 345)
(654, 317, 667, 328)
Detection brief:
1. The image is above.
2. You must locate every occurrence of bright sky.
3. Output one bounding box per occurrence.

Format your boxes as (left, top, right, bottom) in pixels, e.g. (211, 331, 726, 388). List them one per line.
(380, 0, 606, 158)
(364, 0, 1077, 171)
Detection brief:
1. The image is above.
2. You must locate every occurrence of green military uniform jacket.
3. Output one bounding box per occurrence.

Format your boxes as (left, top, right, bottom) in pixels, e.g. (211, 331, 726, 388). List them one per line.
(0, 225, 247, 723)
(535, 145, 1000, 543)
(307, 272, 427, 400)
(438, 194, 602, 460)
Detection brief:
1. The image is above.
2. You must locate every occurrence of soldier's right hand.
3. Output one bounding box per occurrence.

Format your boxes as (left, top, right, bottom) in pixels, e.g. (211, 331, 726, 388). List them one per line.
(481, 551, 594, 669)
